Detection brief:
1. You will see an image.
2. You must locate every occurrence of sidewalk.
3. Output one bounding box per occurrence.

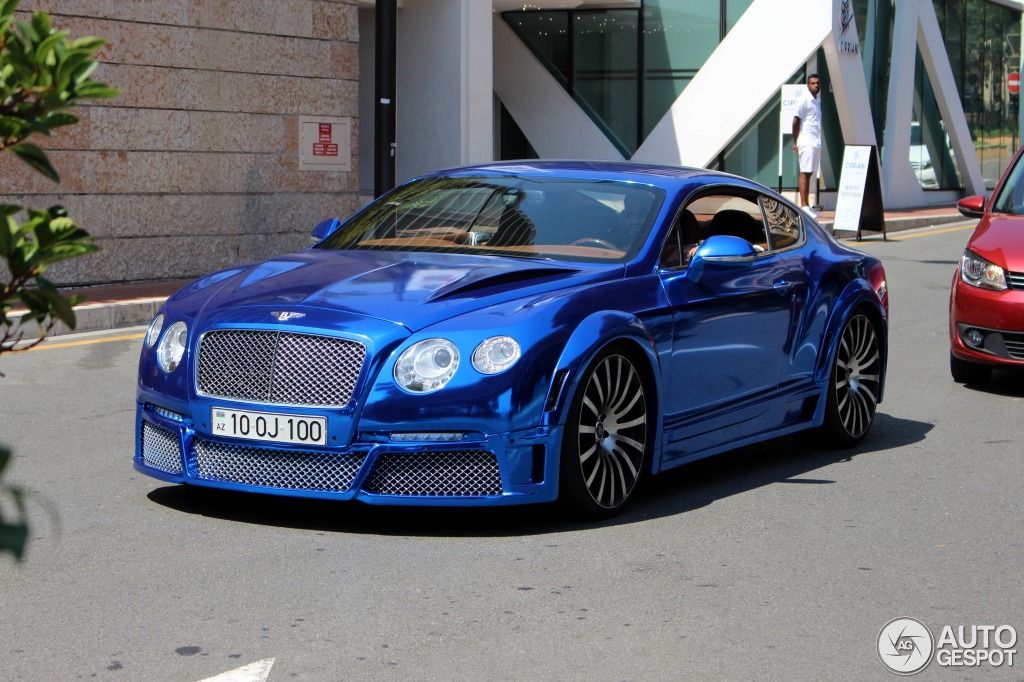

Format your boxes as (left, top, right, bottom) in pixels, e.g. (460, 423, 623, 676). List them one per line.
(12, 205, 972, 338)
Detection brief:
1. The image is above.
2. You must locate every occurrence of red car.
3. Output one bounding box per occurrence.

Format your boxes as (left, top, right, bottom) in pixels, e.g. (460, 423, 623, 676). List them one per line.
(950, 148, 1024, 383)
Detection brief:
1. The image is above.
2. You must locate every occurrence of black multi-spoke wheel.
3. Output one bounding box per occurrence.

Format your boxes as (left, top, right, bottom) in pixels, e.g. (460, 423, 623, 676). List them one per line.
(560, 348, 650, 518)
(820, 312, 881, 447)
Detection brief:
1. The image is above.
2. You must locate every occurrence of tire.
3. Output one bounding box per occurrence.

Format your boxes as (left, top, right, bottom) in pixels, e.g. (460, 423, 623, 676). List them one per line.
(950, 351, 992, 384)
(819, 312, 882, 447)
(559, 348, 651, 519)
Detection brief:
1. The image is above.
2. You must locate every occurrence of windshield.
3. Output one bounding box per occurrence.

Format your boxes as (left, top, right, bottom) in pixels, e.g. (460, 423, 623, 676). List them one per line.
(317, 175, 665, 262)
(991, 152, 1024, 215)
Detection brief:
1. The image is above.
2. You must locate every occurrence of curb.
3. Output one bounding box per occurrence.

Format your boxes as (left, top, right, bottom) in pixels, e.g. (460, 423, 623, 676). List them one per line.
(10, 296, 166, 340)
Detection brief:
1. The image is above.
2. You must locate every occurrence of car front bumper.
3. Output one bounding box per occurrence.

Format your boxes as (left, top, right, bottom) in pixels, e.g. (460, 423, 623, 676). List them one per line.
(134, 402, 562, 506)
(949, 278, 1024, 367)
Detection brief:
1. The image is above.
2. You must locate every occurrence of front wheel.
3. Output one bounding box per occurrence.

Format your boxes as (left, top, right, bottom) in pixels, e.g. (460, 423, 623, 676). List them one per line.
(559, 348, 651, 519)
(819, 312, 882, 447)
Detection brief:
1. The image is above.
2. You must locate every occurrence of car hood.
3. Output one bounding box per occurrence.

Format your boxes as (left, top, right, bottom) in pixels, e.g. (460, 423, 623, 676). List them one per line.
(170, 249, 624, 332)
(969, 215, 1024, 271)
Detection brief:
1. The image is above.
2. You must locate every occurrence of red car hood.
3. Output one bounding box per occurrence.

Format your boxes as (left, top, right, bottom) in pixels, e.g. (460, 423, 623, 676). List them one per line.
(969, 214, 1024, 271)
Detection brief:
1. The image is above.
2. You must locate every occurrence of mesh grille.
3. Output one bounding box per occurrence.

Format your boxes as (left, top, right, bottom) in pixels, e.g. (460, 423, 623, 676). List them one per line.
(365, 451, 502, 496)
(141, 422, 183, 474)
(196, 330, 365, 407)
(194, 440, 365, 492)
(1004, 332, 1024, 360)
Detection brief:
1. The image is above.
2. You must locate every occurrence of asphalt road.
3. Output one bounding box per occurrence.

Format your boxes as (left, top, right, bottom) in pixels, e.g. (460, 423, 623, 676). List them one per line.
(1, 222, 1022, 681)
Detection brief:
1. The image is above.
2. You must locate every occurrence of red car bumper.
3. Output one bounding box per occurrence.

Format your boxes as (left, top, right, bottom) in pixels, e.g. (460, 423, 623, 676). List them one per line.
(949, 269, 1024, 367)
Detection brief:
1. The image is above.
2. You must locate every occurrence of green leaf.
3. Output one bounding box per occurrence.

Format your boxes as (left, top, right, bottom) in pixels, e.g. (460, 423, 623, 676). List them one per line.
(0, 445, 28, 561)
(35, 30, 69, 67)
(0, 521, 28, 560)
(70, 59, 99, 85)
(43, 112, 78, 129)
(54, 52, 90, 91)
(30, 10, 52, 42)
(7, 142, 59, 182)
(72, 82, 119, 100)
(38, 286, 75, 326)
(69, 36, 106, 52)
(14, 19, 37, 46)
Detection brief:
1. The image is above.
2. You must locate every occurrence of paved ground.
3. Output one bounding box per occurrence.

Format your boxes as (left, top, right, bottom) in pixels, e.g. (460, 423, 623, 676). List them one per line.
(12, 206, 973, 338)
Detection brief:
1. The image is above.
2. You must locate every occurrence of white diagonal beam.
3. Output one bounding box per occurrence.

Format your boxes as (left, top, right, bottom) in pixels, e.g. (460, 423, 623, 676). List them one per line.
(492, 16, 624, 160)
(632, 0, 830, 166)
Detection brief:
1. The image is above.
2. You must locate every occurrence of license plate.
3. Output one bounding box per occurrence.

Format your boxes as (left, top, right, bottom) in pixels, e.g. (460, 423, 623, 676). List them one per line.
(211, 407, 327, 446)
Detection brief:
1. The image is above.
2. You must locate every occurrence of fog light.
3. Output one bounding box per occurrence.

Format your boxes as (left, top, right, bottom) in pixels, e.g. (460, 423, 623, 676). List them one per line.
(390, 432, 464, 442)
(964, 328, 985, 347)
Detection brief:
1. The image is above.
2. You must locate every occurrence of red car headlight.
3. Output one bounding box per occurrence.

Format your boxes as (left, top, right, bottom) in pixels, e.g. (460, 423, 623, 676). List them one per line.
(960, 249, 1008, 291)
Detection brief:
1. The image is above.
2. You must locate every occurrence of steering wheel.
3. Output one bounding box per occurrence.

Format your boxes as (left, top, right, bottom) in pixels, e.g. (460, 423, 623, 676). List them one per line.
(570, 237, 618, 250)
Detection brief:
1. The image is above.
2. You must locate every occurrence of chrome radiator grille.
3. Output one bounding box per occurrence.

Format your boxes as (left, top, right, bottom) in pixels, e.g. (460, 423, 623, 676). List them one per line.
(194, 440, 365, 492)
(141, 422, 183, 474)
(196, 330, 365, 407)
(365, 451, 502, 497)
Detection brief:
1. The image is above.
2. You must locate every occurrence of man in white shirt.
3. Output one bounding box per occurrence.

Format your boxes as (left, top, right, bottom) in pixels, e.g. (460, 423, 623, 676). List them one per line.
(791, 74, 822, 218)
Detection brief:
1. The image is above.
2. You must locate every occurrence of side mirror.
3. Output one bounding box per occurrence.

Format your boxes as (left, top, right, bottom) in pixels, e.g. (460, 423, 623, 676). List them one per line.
(687, 235, 757, 282)
(311, 217, 342, 242)
(956, 195, 986, 219)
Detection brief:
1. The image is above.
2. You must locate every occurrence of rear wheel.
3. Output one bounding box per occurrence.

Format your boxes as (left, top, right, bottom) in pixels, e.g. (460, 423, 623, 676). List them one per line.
(950, 351, 992, 384)
(819, 312, 881, 447)
(560, 348, 651, 519)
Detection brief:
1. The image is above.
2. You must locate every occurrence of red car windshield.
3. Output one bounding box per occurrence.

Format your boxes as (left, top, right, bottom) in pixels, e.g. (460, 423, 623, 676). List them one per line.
(317, 175, 665, 263)
(991, 153, 1024, 215)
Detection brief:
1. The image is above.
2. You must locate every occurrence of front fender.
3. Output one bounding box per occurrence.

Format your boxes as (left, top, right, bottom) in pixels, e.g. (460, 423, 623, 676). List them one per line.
(541, 310, 662, 429)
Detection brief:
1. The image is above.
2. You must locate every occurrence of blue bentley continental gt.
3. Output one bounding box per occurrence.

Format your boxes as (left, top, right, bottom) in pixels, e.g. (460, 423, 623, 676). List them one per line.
(136, 161, 888, 518)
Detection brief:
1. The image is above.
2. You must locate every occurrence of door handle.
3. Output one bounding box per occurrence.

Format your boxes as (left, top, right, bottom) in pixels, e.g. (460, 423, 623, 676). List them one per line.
(773, 280, 796, 295)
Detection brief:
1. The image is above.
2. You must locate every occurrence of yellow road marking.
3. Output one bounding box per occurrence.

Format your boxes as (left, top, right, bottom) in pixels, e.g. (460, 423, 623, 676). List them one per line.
(884, 223, 976, 240)
(22, 332, 145, 352)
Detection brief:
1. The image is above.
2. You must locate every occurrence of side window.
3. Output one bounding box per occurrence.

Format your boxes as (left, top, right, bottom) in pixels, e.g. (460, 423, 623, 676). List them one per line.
(687, 194, 768, 250)
(759, 196, 802, 251)
(659, 222, 683, 269)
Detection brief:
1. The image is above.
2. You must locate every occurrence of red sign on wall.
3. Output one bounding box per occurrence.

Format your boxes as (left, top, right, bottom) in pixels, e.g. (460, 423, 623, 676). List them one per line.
(1009, 72, 1020, 95)
(299, 116, 351, 171)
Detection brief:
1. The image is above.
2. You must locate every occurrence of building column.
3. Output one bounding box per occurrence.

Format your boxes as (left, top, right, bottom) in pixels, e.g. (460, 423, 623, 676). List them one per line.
(394, 0, 493, 183)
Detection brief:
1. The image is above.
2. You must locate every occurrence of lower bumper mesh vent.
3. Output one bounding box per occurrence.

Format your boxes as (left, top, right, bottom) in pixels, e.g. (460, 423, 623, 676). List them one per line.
(194, 440, 365, 492)
(141, 422, 184, 474)
(364, 450, 502, 496)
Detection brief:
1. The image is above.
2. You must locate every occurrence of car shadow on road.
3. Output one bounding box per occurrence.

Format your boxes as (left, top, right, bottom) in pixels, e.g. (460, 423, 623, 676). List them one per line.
(953, 367, 1024, 397)
(147, 412, 932, 537)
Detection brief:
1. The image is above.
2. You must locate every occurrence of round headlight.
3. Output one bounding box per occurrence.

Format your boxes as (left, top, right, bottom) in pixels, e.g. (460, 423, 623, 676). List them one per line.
(472, 336, 521, 374)
(156, 321, 188, 373)
(394, 338, 460, 393)
(145, 313, 164, 348)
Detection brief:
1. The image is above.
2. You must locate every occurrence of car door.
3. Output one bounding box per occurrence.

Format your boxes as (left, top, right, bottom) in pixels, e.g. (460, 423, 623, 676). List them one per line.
(658, 193, 805, 454)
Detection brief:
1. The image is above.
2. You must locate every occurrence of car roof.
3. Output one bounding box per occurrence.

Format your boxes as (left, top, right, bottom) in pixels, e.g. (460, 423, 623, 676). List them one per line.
(421, 160, 744, 194)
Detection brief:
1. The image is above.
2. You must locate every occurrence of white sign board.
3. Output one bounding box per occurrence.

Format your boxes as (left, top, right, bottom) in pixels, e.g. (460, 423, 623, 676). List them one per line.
(780, 84, 805, 135)
(299, 116, 352, 172)
(778, 84, 806, 177)
(833, 145, 872, 233)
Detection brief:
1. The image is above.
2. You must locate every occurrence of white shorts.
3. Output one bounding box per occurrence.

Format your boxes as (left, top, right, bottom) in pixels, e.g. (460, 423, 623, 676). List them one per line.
(798, 143, 821, 174)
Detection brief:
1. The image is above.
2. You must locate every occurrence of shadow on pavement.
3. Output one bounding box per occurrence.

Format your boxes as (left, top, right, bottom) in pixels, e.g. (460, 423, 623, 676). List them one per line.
(955, 367, 1024, 397)
(147, 411, 933, 537)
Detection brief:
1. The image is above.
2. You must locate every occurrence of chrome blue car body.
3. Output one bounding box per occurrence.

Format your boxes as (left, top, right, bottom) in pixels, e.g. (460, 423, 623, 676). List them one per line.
(135, 160, 888, 517)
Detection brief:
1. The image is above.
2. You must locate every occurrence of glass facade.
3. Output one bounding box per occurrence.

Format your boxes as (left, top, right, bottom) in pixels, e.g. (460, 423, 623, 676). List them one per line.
(503, 0, 1022, 192)
(937, 0, 1021, 188)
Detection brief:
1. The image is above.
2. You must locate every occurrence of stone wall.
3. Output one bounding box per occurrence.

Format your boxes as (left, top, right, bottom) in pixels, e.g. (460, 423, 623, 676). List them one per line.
(0, 0, 360, 286)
